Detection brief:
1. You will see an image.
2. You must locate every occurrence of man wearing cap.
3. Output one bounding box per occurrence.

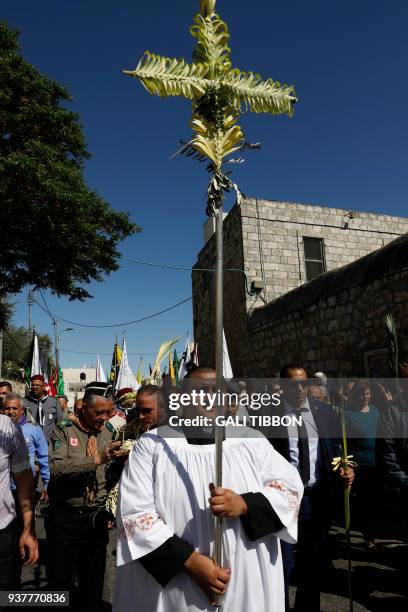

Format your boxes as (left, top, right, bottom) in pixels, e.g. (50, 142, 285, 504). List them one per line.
(46, 381, 122, 611)
(23, 375, 63, 442)
(57, 394, 70, 414)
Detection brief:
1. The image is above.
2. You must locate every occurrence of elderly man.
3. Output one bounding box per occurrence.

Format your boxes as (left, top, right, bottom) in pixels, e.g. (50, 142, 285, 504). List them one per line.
(46, 381, 122, 611)
(1, 393, 50, 503)
(0, 412, 38, 589)
(23, 374, 63, 442)
(57, 394, 69, 413)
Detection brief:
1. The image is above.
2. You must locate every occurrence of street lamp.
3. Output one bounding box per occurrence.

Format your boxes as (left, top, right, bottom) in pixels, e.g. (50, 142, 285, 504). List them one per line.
(53, 324, 74, 392)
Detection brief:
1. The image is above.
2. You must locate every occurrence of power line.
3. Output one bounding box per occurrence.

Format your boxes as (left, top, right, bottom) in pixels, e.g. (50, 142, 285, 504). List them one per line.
(120, 256, 258, 297)
(60, 349, 158, 356)
(121, 255, 247, 276)
(34, 295, 192, 329)
(121, 256, 194, 271)
(32, 257, 255, 330)
(39, 289, 55, 321)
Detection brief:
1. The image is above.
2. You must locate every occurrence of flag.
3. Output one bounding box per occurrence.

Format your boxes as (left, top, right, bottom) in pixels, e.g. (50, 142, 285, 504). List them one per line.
(57, 367, 64, 395)
(109, 341, 122, 388)
(39, 349, 52, 395)
(169, 351, 176, 385)
(173, 350, 180, 383)
(115, 337, 139, 392)
(178, 337, 191, 381)
(150, 337, 180, 381)
(137, 358, 143, 385)
(96, 354, 107, 382)
(25, 331, 42, 385)
(48, 369, 57, 397)
(223, 329, 233, 379)
(192, 342, 199, 366)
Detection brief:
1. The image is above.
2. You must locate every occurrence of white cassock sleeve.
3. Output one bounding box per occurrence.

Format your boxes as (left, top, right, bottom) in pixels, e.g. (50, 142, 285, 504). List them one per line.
(116, 433, 173, 566)
(240, 440, 303, 544)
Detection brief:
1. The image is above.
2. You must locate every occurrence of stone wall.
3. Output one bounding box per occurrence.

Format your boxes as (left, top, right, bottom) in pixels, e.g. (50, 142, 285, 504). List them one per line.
(247, 235, 408, 377)
(240, 198, 408, 307)
(193, 206, 250, 374)
(193, 199, 408, 376)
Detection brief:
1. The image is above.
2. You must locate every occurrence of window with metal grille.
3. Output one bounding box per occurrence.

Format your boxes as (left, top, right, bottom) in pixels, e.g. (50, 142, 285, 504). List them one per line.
(303, 237, 326, 281)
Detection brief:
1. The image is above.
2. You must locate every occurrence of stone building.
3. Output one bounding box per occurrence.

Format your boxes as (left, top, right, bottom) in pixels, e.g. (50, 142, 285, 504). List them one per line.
(62, 367, 96, 405)
(192, 198, 408, 377)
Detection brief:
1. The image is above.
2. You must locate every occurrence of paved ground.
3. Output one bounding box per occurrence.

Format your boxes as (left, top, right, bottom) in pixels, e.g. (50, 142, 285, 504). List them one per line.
(20, 506, 407, 611)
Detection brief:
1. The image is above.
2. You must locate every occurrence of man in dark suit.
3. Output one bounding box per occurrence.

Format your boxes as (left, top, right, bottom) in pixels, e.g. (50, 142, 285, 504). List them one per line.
(269, 364, 354, 612)
(23, 375, 63, 443)
(376, 361, 408, 512)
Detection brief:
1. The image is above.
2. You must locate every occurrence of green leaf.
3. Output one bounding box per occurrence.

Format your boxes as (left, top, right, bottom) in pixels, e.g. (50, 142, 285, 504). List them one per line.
(124, 52, 210, 99)
(190, 13, 231, 74)
(222, 68, 297, 116)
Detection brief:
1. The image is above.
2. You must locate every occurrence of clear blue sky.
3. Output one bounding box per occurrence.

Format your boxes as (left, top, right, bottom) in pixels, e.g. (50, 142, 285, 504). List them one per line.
(3, 0, 408, 374)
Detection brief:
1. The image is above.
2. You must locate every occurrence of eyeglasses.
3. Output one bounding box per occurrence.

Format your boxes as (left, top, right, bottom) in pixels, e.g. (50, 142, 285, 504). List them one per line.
(283, 380, 308, 389)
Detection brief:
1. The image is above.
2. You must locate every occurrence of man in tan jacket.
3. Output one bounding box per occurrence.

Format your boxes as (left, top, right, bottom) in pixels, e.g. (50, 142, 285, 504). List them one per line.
(46, 381, 121, 612)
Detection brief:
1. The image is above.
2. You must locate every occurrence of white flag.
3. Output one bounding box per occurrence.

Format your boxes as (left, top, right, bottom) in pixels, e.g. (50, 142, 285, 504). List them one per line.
(96, 354, 107, 383)
(39, 349, 49, 383)
(178, 336, 191, 380)
(31, 332, 42, 377)
(115, 338, 139, 392)
(223, 329, 233, 379)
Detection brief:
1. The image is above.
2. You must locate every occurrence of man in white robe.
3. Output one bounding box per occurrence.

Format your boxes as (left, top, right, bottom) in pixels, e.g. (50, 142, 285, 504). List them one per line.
(114, 368, 303, 612)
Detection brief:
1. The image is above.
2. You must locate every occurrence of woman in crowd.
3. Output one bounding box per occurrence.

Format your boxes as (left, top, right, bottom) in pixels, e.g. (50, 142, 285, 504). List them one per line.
(345, 380, 380, 548)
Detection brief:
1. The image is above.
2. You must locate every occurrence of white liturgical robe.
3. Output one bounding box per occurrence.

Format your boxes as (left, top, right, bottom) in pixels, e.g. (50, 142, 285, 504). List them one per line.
(114, 426, 303, 612)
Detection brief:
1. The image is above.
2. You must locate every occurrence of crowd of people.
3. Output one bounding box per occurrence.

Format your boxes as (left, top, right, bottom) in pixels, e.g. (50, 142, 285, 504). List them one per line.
(0, 362, 407, 612)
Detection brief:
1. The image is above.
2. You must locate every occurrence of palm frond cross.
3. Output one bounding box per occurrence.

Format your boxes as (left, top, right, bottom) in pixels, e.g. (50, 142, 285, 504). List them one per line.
(124, 0, 297, 213)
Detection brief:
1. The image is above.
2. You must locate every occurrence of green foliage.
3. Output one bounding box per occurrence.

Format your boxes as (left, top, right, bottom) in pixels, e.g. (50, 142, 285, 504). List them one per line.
(0, 22, 140, 301)
(2, 325, 52, 380)
(226, 69, 295, 116)
(0, 298, 13, 330)
(385, 313, 399, 392)
(199, 0, 217, 18)
(191, 12, 231, 73)
(124, 0, 297, 211)
(124, 52, 209, 99)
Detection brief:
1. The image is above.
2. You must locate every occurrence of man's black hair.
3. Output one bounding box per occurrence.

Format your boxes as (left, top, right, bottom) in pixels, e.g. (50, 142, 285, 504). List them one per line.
(279, 363, 308, 379)
(185, 365, 215, 379)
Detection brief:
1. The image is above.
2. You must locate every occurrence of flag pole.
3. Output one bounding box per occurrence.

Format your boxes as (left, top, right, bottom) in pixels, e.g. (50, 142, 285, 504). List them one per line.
(214, 205, 224, 606)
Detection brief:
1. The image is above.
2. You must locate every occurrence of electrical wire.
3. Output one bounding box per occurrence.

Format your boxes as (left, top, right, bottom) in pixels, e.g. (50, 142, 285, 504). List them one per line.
(39, 289, 55, 321)
(60, 349, 158, 356)
(120, 256, 259, 298)
(31, 258, 262, 330)
(34, 295, 192, 329)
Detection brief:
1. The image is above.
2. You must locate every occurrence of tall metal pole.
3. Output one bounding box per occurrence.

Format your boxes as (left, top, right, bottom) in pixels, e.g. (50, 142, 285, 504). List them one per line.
(53, 319, 59, 392)
(28, 290, 34, 341)
(214, 207, 224, 605)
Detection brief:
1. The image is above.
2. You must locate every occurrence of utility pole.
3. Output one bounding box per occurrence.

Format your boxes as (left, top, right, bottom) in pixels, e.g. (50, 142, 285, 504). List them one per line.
(28, 290, 34, 340)
(53, 319, 59, 389)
